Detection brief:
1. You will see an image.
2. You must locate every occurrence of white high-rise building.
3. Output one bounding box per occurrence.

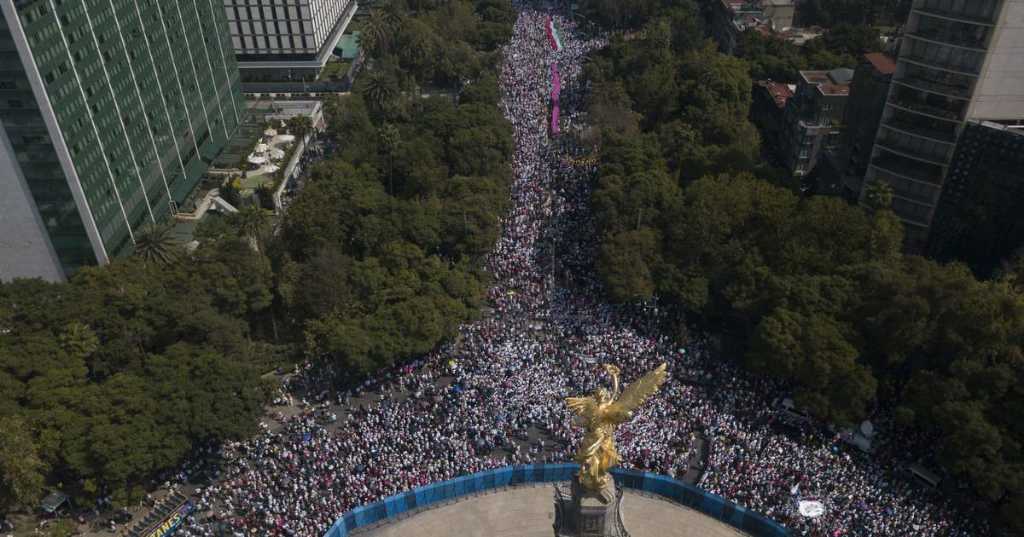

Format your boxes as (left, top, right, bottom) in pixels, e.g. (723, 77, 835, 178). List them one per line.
(223, 0, 358, 82)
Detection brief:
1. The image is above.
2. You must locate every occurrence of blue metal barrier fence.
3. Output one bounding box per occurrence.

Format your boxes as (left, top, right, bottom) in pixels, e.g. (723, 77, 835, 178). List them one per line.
(323, 464, 789, 537)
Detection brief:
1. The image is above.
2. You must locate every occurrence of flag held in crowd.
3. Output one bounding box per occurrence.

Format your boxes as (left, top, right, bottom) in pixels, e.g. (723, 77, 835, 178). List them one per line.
(546, 15, 563, 51)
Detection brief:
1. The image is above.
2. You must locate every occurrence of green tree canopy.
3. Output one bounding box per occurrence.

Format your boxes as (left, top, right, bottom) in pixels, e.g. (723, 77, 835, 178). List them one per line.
(0, 255, 272, 504)
(0, 0, 516, 515)
(0, 416, 46, 513)
(276, 0, 513, 377)
(591, 126, 1024, 524)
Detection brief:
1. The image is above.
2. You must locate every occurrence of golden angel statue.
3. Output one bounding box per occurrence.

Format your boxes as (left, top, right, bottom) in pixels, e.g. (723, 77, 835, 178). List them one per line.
(566, 363, 668, 495)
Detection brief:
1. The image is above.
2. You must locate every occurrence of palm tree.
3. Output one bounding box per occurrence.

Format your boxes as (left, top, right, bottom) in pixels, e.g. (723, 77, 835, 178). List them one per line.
(361, 70, 397, 114)
(234, 205, 271, 253)
(380, 3, 405, 32)
(362, 10, 393, 55)
(378, 123, 400, 195)
(133, 222, 181, 265)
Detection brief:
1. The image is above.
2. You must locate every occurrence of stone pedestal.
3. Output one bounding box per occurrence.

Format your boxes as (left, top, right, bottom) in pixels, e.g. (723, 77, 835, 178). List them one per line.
(554, 476, 628, 537)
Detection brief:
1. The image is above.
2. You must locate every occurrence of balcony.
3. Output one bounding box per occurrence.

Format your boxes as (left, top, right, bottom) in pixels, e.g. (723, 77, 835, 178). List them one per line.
(913, 10, 994, 29)
(904, 30, 987, 52)
(887, 100, 962, 124)
(881, 121, 957, 148)
(888, 86, 966, 123)
(894, 76, 971, 100)
(890, 197, 935, 229)
(899, 55, 980, 79)
(872, 150, 945, 185)
(899, 38, 986, 76)
(873, 142, 949, 168)
(895, 64, 974, 100)
(907, 15, 991, 50)
(884, 108, 960, 143)
(914, 1, 999, 27)
(873, 170, 942, 207)
(875, 132, 954, 167)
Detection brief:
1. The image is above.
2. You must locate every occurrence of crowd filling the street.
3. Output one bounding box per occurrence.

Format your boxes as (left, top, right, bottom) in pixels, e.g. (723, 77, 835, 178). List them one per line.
(175, 5, 989, 537)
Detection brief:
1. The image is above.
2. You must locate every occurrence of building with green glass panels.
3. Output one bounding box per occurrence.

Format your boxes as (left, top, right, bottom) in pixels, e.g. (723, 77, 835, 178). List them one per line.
(0, 0, 244, 281)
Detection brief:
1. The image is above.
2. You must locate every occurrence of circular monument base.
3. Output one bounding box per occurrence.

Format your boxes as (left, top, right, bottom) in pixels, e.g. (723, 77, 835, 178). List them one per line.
(352, 484, 747, 537)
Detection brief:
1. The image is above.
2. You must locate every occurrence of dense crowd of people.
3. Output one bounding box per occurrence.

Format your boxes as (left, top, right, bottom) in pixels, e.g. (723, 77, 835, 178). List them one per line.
(177, 5, 989, 537)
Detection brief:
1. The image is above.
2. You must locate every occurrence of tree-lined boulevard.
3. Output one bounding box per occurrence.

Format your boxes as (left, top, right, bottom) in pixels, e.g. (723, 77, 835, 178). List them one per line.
(2, 1, 1023, 536)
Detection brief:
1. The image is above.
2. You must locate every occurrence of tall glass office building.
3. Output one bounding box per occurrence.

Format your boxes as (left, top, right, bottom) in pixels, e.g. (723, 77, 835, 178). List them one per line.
(0, 0, 244, 281)
(860, 0, 1024, 251)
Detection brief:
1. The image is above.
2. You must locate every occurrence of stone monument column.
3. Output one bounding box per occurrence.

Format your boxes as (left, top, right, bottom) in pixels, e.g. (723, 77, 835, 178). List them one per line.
(554, 474, 628, 537)
(573, 476, 624, 537)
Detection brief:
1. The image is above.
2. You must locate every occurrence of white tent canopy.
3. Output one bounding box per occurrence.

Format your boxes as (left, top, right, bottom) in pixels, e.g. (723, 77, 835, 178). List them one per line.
(247, 154, 267, 165)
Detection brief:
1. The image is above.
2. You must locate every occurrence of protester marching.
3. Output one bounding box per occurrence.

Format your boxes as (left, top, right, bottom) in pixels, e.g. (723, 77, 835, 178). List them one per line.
(176, 5, 988, 537)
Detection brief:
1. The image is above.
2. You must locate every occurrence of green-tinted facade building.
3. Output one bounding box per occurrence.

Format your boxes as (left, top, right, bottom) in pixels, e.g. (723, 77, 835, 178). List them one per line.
(0, 0, 243, 280)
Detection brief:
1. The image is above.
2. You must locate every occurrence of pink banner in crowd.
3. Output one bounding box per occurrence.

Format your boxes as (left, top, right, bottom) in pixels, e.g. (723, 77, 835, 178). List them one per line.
(552, 103, 560, 135)
(551, 63, 561, 101)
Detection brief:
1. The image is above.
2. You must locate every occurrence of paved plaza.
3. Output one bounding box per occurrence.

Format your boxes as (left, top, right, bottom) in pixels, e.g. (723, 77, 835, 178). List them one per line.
(356, 485, 746, 537)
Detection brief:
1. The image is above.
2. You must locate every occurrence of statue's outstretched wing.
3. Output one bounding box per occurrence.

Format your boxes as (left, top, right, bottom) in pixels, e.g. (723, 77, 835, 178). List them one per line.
(611, 362, 668, 414)
(566, 395, 597, 418)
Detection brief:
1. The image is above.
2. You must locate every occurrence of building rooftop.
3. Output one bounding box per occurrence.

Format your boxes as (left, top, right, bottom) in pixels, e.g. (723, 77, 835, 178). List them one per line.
(720, 0, 795, 33)
(801, 69, 853, 96)
(779, 27, 824, 45)
(828, 68, 855, 84)
(864, 52, 897, 75)
(720, 0, 763, 13)
(759, 80, 795, 108)
(731, 12, 769, 32)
